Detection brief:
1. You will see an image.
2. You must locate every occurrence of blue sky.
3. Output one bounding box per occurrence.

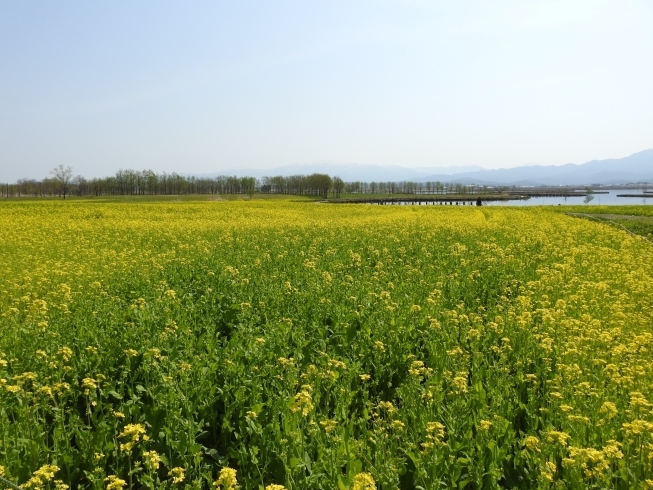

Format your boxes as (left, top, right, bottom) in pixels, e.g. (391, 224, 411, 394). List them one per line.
(1, 1, 652, 181)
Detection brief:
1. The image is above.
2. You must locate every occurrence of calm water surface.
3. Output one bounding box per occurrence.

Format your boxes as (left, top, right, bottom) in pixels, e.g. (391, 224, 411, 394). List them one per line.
(486, 189, 652, 206)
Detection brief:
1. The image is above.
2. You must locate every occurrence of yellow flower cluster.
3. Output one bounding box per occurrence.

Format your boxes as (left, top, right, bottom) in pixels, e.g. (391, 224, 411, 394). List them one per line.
(142, 450, 161, 470)
(291, 386, 314, 416)
(352, 472, 376, 490)
(23, 464, 63, 489)
(320, 419, 337, 432)
(168, 467, 185, 484)
(118, 423, 147, 451)
(422, 421, 446, 451)
(214, 467, 238, 489)
(563, 441, 623, 479)
(523, 436, 540, 452)
(105, 475, 127, 490)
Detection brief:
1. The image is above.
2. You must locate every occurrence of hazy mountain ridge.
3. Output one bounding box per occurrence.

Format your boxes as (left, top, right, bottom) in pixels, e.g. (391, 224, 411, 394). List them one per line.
(190, 149, 653, 185)
(417, 150, 653, 186)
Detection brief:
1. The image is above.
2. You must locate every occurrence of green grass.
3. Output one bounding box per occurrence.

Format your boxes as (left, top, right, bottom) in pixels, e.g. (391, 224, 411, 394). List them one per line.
(557, 205, 653, 217)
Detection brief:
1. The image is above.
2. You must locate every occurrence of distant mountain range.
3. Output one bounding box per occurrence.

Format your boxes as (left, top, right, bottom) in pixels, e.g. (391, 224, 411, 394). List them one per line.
(414, 149, 653, 186)
(196, 149, 653, 185)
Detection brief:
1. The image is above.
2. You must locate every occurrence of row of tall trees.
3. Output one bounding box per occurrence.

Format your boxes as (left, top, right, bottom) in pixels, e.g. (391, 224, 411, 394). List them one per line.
(3, 169, 259, 198)
(344, 180, 489, 195)
(2, 167, 490, 198)
(2, 168, 338, 198)
(259, 174, 342, 198)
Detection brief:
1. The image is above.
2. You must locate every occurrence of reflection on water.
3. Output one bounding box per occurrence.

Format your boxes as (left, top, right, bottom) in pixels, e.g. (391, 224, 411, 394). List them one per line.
(485, 189, 651, 206)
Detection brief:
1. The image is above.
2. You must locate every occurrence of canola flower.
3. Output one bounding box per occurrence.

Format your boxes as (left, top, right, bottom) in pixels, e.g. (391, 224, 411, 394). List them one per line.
(81, 377, 97, 395)
(478, 420, 493, 432)
(291, 386, 314, 416)
(142, 450, 161, 470)
(320, 419, 337, 432)
(541, 461, 557, 482)
(352, 472, 376, 490)
(105, 475, 127, 490)
(545, 430, 571, 446)
(168, 467, 185, 484)
(22, 465, 62, 489)
(1, 200, 653, 488)
(523, 436, 540, 452)
(422, 421, 446, 451)
(118, 423, 147, 451)
(214, 467, 238, 489)
(245, 410, 257, 420)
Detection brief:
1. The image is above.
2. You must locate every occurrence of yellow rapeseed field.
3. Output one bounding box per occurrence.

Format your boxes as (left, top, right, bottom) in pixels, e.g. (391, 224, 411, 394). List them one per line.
(0, 200, 652, 489)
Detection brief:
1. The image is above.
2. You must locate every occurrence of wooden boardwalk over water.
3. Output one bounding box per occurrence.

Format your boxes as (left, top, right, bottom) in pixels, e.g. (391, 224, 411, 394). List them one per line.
(324, 195, 528, 205)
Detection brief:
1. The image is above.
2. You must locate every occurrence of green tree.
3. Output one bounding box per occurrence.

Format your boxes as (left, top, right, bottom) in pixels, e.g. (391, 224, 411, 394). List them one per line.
(332, 176, 344, 198)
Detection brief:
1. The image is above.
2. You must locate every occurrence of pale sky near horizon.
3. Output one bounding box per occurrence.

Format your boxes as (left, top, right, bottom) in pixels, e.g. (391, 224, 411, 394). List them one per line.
(1, 1, 652, 182)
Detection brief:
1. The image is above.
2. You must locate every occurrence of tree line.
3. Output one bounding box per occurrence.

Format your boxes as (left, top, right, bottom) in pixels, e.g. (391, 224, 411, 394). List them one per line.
(2, 165, 489, 199)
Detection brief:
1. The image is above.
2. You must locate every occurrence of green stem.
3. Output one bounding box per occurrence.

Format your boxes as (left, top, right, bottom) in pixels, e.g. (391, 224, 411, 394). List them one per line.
(0, 475, 23, 490)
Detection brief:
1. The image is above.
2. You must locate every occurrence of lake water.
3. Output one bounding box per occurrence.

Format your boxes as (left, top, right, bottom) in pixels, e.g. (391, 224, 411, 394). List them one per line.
(485, 189, 652, 206)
